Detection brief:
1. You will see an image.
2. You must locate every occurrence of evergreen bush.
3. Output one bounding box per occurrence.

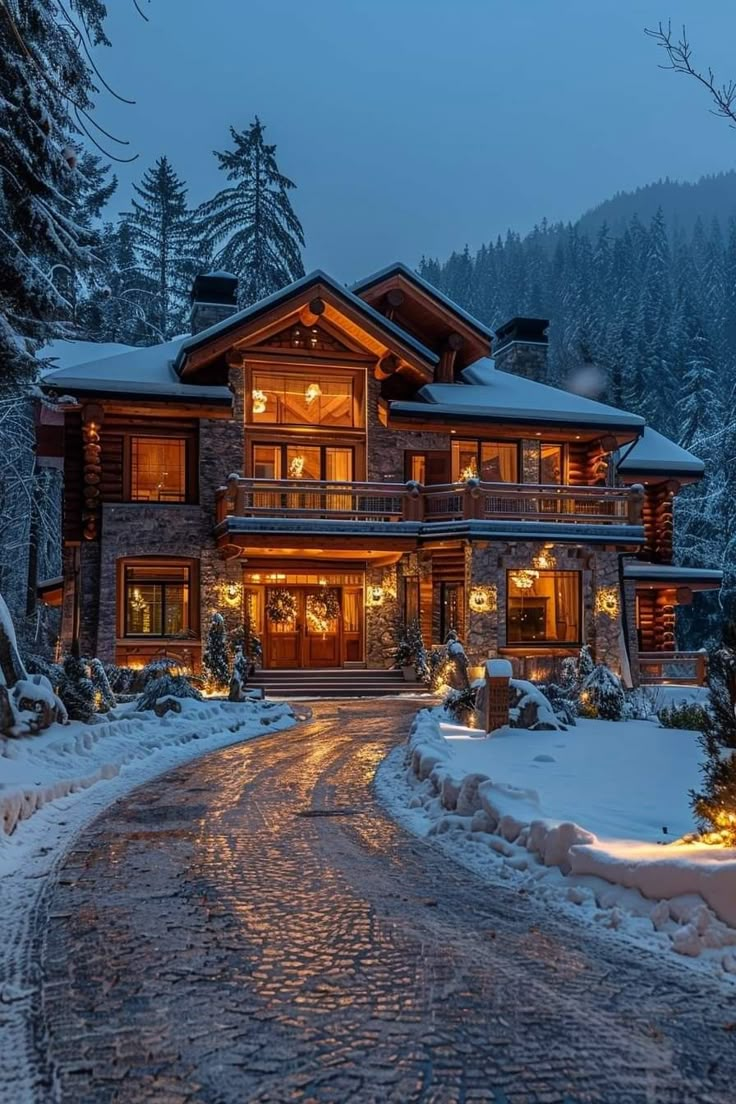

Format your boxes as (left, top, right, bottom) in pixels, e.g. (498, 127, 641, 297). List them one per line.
(137, 673, 203, 712)
(203, 613, 231, 690)
(691, 629, 736, 843)
(57, 655, 96, 723)
(580, 664, 626, 721)
(393, 619, 429, 681)
(658, 701, 710, 730)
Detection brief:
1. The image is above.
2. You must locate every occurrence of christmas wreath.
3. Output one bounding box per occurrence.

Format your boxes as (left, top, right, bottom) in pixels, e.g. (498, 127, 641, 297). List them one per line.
(305, 588, 340, 632)
(266, 589, 297, 623)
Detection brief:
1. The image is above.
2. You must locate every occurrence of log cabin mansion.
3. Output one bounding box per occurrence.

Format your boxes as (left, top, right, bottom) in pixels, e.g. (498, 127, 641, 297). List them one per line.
(40, 265, 721, 688)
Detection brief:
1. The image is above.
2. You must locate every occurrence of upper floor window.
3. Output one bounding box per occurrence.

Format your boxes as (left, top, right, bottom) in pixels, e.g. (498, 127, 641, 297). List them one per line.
(452, 440, 518, 482)
(131, 437, 187, 502)
(249, 369, 358, 428)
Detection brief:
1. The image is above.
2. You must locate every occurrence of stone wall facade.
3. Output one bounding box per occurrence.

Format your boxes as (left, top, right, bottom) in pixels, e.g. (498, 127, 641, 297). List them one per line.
(365, 563, 400, 668)
(365, 374, 449, 482)
(493, 341, 548, 385)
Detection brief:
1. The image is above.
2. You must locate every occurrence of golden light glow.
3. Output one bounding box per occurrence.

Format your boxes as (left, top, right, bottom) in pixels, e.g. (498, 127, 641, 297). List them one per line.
(219, 581, 243, 608)
(366, 584, 384, 608)
(468, 584, 497, 614)
(251, 388, 267, 414)
(460, 462, 478, 482)
(595, 586, 620, 618)
(532, 548, 556, 570)
(510, 569, 539, 590)
(304, 382, 322, 405)
(288, 455, 305, 479)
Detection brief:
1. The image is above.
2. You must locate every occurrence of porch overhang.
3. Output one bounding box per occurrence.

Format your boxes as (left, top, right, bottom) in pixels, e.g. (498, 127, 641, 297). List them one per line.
(624, 563, 723, 592)
(215, 516, 645, 552)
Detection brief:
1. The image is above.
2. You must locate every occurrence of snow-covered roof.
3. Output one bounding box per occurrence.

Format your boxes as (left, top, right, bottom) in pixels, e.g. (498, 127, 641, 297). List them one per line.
(623, 563, 722, 585)
(617, 427, 705, 477)
(351, 262, 495, 341)
(39, 339, 136, 373)
(41, 338, 232, 403)
(175, 269, 440, 371)
(387, 359, 646, 431)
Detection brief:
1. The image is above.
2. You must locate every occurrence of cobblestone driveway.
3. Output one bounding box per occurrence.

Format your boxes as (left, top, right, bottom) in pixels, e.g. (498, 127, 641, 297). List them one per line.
(38, 699, 736, 1103)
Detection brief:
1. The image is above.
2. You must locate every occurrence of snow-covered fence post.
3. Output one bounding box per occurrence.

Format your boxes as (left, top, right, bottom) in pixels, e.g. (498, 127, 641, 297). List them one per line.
(483, 658, 512, 734)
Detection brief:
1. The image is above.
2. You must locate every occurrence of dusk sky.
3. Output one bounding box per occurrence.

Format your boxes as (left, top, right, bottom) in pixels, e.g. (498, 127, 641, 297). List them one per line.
(96, 1, 736, 282)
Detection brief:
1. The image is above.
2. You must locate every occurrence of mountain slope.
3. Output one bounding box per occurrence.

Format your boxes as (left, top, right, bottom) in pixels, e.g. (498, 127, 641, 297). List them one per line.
(577, 171, 736, 238)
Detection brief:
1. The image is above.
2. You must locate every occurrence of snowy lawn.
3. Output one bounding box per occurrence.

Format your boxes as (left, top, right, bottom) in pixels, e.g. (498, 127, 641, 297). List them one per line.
(0, 695, 298, 1101)
(377, 705, 736, 980)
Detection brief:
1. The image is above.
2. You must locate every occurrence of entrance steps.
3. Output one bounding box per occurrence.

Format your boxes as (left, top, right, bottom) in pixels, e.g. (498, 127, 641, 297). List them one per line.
(248, 667, 424, 699)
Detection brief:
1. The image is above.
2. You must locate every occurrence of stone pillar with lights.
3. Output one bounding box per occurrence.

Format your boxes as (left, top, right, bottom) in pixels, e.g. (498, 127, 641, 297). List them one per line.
(365, 563, 400, 668)
(465, 543, 500, 668)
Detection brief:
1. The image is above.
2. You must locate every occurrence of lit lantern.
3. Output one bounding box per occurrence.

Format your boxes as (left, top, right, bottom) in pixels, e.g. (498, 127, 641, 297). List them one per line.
(468, 585, 497, 613)
(252, 389, 267, 414)
(510, 569, 539, 590)
(367, 585, 384, 607)
(595, 586, 620, 618)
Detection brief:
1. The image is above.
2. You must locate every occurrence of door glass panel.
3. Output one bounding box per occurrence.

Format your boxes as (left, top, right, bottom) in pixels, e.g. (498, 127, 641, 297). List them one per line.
(286, 447, 320, 481)
(409, 454, 426, 483)
(253, 445, 281, 479)
(325, 448, 353, 511)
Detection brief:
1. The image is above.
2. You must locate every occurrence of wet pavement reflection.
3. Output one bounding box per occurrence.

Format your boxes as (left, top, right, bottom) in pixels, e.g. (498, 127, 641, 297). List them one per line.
(39, 699, 736, 1103)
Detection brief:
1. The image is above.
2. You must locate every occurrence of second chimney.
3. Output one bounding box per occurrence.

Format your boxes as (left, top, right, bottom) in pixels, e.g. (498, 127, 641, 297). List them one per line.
(493, 316, 549, 384)
(190, 271, 239, 334)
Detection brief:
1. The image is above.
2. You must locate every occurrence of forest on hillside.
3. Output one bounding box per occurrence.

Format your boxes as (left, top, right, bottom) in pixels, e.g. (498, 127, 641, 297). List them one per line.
(419, 211, 736, 643)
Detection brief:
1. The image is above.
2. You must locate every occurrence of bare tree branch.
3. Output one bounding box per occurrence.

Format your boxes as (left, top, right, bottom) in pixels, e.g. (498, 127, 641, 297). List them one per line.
(645, 21, 736, 127)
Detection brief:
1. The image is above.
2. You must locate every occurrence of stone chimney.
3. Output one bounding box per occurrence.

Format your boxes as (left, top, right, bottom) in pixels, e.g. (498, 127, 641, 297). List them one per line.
(493, 317, 549, 383)
(190, 271, 239, 334)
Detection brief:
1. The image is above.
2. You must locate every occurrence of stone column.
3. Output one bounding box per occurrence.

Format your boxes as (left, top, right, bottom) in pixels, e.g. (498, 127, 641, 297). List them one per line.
(465, 543, 500, 668)
(365, 563, 400, 668)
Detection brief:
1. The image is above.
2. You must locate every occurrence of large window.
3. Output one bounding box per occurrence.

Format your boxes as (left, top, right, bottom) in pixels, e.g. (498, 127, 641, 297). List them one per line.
(124, 563, 191, 637)
(131, 437, 187, 502)
(452, 440, 518, 482)
(250, 370, 357, 427)
(506, 570, 581, 645)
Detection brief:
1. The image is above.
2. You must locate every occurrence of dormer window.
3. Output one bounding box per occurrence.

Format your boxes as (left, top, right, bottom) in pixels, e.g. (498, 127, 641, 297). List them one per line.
(248, 368, 359, 428)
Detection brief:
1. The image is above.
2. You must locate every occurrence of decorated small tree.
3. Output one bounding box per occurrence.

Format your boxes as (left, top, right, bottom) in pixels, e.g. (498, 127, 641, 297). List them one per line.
(89, 658, 116, 712)
(691, 628, 736, 843)
(394, 619, 429, 681)
(580, 664, 625, 721)
(203, 612, 230, 691)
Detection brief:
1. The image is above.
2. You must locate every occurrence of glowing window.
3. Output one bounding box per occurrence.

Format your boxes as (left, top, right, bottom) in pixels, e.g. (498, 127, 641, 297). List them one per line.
(124, 563, 190, 637)
(131, 438, 187, 502)
(250, 371, 356, 427)
(506, 570, 581, 645)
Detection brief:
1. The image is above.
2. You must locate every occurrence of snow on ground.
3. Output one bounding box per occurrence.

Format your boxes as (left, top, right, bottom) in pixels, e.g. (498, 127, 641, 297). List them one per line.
(376, 706, 736, 980)
(0, 696, 297, 1104)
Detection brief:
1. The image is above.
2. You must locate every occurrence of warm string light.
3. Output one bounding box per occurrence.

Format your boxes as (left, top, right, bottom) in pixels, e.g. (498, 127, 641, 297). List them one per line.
(595, 587, 620, 618)
(468, 585, 497, 614)
(510, 569, 539, 590)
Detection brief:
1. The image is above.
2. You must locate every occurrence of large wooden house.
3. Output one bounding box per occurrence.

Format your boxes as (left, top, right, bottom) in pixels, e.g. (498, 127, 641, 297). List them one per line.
(40, 265, 721, 687)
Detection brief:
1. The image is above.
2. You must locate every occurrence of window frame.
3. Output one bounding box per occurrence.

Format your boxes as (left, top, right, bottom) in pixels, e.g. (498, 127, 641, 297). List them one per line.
(118, 558, 199, 640)
(246, 362, 365, 430)
(121, 426, 198, 505)
(451, 439, 520, 483)
(505, 569, 582, 647)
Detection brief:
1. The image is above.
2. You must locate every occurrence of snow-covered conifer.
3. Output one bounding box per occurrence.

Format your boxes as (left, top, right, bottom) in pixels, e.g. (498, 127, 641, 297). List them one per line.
(203, 612, 230, 690)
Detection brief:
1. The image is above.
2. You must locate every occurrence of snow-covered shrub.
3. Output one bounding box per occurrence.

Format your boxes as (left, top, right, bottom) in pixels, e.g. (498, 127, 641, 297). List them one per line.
(659, 701, 709, 730)
(509, 679, 564, 730)
(444, 684, 478, 726)
(622, 686, 658, 721)
(203, 612, 230, 690)
(140, 656, 186, 686)
(539, 681, 578, 726)
(428, 631, 469, 691)
(57, 655, 96, 723)
(393, 619, 429, 681)
(24, 654, 63, 688)
(89, 658, 116, 712)
(580, 664, 625, 721)
(136, 673, 203, 712)
(103, 662, 137, 695)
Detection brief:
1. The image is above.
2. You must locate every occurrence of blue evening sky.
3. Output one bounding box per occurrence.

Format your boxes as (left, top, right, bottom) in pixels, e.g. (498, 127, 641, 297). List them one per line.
(95, 1, 736, 282)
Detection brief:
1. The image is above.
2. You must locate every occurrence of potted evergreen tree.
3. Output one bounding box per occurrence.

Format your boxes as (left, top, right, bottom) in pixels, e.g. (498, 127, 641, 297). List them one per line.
(394, 619, 429, 682)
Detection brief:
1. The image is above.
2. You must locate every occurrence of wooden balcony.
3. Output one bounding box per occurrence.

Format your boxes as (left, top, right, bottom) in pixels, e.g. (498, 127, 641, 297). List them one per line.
(216, 477, 643, 528)
(638, 651, 708, 686)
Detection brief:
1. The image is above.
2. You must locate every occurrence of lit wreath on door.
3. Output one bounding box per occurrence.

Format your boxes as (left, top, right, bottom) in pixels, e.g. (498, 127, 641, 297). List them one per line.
(266, 589, 297, 623)
(306, 589, 340, 633)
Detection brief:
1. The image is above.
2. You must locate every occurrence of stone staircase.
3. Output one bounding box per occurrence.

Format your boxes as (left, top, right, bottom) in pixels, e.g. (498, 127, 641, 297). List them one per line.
(247, 667, 424, 699)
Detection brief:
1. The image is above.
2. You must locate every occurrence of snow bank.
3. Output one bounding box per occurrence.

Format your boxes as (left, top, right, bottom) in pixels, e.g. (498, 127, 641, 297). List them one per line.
(391, 708, 736, 974)
(0, 696, 294, 841)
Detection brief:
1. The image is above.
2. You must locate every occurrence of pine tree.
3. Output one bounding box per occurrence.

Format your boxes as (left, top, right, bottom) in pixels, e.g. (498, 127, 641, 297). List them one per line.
(0, 1, 113, 389)
(57, 654, 96, 723)
(691, 626, 736, 842)
(199, 118, 305, 306)
(123, 157, 200, 340)
(203, 612, 230, 689)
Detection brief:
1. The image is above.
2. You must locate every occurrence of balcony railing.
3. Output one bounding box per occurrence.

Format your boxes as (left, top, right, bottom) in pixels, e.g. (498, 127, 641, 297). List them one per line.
(638, 651, 708, 686)
(216, 477, 643, 527)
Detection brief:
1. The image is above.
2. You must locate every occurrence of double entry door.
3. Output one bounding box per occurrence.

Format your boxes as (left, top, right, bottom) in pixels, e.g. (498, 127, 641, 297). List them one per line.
(267, 587, 341, 668)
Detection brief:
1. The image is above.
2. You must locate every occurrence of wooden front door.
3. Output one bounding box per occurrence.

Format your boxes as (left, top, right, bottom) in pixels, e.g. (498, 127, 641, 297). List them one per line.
(265, 587, 342, 668)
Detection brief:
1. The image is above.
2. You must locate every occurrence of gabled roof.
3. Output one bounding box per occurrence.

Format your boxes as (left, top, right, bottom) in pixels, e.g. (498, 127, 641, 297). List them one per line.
(175, 269, 439, 377)
(351, 262, 494, 342)
(616, 427, 705, 478)
(41, 338, 232, 404)
(385, 358, 646, 433)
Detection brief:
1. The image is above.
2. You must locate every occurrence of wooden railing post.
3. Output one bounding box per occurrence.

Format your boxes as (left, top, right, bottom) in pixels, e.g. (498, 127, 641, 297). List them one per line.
(463, 477, 483, 520)
(403, 480, 424, 521)
(628, 483, 645, 526)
